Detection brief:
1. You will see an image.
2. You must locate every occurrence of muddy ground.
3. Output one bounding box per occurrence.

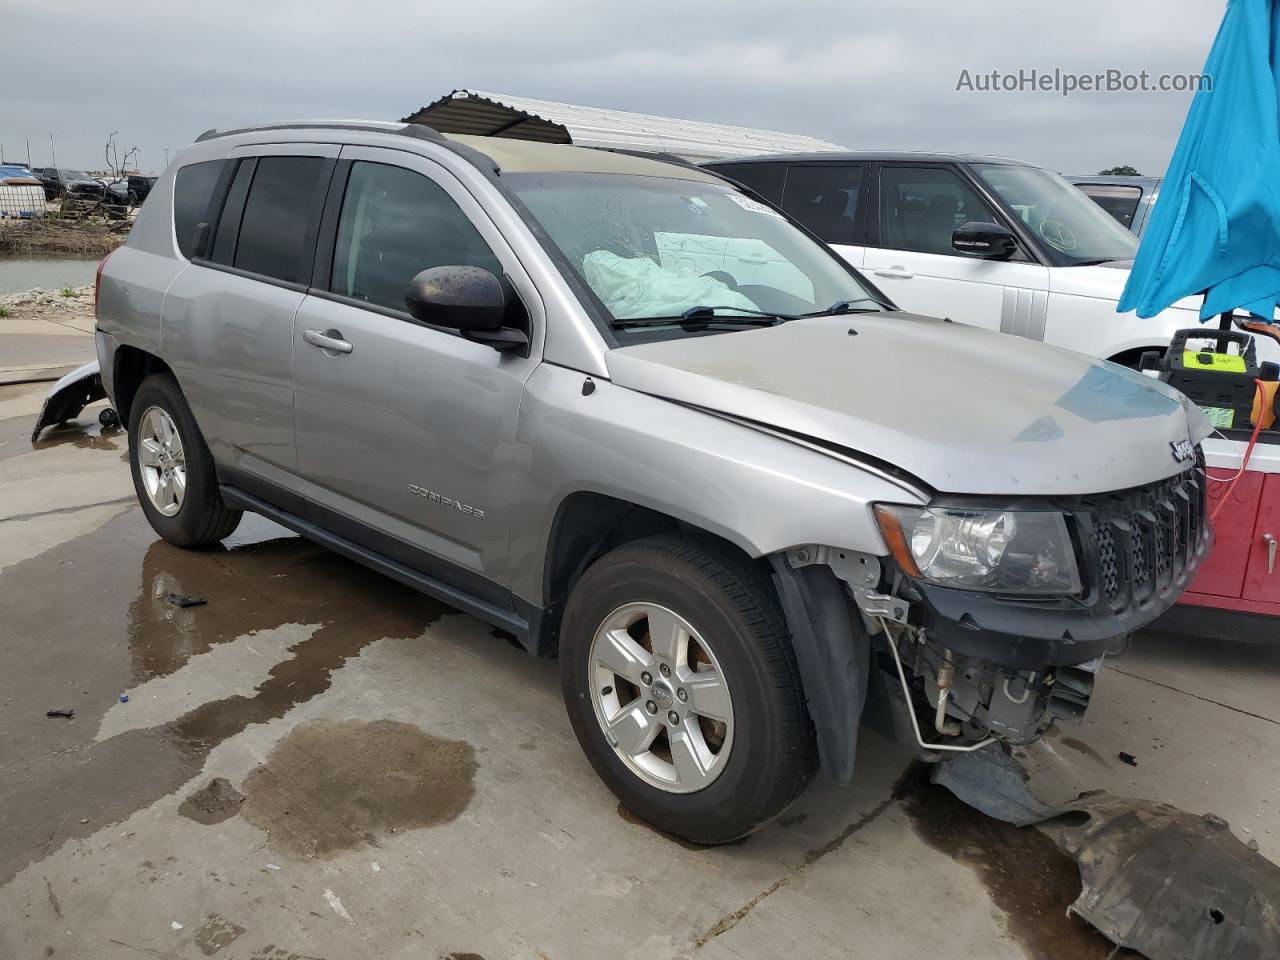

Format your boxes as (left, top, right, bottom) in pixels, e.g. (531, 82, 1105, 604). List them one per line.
(2, 377, 1279, 960)
(0, 219, 127, 257)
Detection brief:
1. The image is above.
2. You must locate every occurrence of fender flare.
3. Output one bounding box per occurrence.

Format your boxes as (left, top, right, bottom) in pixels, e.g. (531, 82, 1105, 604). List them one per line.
(769, 556, 869, 784)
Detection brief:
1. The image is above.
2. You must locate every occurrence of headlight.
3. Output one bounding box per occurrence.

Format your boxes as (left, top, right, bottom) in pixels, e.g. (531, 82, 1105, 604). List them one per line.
(874, 504, 1081, 595)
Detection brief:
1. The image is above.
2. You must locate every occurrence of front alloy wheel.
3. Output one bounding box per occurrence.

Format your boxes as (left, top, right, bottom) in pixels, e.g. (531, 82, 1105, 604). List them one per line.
(590, 602, 734, 793)
(560, 534, 816, 844)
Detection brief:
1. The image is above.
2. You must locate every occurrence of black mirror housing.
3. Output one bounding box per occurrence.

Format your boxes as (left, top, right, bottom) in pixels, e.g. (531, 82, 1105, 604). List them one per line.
(405, 266, 508, 332)
(952, 221, 1017, 259)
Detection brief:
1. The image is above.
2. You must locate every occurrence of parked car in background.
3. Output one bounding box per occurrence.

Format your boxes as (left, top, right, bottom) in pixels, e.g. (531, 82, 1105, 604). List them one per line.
(92, 120, 1211, 843)
(0, 164, 46, 217)
(64, 175, 109, 201)
(1068, 175, 1164, 236)
(705, 153, 1276, 367)
(33, 167, 90, 200)
(124, 174, 157, 204)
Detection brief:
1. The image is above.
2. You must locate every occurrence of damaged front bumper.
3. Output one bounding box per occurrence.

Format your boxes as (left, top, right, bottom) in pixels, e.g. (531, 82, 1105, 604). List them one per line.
(31, 360, 108, 443)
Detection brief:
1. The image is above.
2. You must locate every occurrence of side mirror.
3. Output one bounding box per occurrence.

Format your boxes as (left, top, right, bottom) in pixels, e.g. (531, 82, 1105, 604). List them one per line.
(952, 221, 1017, 259)
(404, 266, 528, 351)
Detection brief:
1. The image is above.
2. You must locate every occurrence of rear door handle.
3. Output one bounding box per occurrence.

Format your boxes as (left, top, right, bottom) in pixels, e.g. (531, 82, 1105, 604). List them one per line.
(873, 266, 914, 279)
(1265, 533, 1277, 575)
(738, 255, 768, 265)
(303, 328, 353, 354)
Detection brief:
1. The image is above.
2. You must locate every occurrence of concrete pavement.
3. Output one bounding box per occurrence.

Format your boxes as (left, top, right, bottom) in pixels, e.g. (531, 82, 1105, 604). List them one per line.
(1, 377, 1279, 960)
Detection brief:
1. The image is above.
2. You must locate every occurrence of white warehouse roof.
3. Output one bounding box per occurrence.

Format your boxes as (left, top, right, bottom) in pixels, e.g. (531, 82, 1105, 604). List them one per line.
(401, 89, 845, 162)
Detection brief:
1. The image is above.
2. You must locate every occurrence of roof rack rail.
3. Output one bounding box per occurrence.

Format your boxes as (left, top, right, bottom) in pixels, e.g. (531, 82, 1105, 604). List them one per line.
(194, 120, 445, 144)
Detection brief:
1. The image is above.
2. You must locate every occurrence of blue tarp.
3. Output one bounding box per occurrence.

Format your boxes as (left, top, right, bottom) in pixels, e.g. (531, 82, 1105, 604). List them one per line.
(1119, 0, 1280, 322)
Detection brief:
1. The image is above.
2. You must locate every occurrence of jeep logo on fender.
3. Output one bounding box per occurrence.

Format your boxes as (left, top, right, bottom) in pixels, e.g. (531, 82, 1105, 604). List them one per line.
(1169, 439, 1196, 464)
(408, 484, 485, 519)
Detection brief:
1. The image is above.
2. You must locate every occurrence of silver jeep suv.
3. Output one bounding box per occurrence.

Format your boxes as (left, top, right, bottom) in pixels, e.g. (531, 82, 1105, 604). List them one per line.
(96, 121, 1211, 843)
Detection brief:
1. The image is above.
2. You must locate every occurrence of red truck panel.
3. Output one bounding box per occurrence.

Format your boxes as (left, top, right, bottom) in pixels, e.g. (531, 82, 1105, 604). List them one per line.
(1188, 468, 1264, 598)
(1243, 475, 1280, 604)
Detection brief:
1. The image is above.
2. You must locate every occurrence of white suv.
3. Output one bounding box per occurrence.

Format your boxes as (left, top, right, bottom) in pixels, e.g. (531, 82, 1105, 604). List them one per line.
(706, 152, 1280, 367)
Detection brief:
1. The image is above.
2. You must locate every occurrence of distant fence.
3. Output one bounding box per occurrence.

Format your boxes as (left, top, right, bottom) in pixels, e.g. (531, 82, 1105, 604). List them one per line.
(0, 182, 135, 222)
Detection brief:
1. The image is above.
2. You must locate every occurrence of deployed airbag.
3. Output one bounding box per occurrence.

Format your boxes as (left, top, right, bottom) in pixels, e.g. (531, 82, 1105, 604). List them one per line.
(582, 250, 759, 320)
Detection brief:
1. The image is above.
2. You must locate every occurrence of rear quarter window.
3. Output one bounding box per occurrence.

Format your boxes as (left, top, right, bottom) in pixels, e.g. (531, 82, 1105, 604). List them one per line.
(172, 159, 228, 259)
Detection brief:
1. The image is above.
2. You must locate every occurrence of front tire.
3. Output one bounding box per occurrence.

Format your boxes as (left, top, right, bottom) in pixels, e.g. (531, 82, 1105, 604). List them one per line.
(127, 373, 241, 548)
(560, 534, 816, 844)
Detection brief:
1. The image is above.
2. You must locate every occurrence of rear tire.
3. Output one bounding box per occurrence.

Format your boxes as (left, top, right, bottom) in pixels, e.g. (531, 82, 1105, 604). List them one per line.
(560, 534, 816, 844)
(127, 373, 241, 548)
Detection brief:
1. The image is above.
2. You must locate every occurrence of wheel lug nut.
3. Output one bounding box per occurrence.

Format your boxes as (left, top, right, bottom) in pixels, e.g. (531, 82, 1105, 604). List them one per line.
(676, 688, 688, 703)
(659, 663, 671, 678)
(667, 711, 680, 725)
(640, 671, 652, 686)
(645, 700, 657, 715)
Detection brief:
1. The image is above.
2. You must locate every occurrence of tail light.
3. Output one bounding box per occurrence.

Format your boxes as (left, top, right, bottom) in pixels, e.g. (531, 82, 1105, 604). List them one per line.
(94, 250, 114, 318)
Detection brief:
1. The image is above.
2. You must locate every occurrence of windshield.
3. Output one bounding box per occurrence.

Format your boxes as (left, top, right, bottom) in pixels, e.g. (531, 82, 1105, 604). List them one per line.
(506, 172, 885, 332)
(973, 164, 1139, 266)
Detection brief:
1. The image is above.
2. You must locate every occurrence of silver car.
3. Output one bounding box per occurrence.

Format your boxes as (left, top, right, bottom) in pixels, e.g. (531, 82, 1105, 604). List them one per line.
(94, 121, 1210, 843)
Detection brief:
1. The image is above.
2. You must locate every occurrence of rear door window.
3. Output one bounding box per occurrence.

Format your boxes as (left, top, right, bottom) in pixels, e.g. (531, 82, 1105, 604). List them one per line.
(781, 165, 865, 245)
(330, 160, 501, 314)
(233, 156, 328, 284)
(172, 159, 227, 259)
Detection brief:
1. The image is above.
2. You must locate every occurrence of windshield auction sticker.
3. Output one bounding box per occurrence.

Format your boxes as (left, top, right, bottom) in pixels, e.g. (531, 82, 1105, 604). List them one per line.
(726, 194, 785, 218)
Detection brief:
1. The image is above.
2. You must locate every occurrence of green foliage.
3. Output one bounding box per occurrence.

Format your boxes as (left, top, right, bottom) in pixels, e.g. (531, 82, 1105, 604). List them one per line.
(60, 287, 80, 298)
(0, 307, 9, 318)
(1098, 165, 1142, 176)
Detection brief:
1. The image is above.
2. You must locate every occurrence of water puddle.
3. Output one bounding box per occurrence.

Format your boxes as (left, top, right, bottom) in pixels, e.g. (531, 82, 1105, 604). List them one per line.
(239, 719, 477, 858)
(0, 509, 450, 885)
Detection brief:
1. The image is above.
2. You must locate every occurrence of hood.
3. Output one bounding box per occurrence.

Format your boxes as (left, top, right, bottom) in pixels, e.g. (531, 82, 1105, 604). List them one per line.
(605, 313, 1208, 496)
(1050, 263, 1203, 313)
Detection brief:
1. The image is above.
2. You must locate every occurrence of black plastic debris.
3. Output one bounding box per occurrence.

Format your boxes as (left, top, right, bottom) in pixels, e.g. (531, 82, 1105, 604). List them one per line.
(45, 708, 74, 718)
(930, 744, 1055, 827)
(1044, 796, 1280, 960)
(166, 594, 208, 608)
(1119, 751, 1139, 767)
(933, 745, 1280, 960)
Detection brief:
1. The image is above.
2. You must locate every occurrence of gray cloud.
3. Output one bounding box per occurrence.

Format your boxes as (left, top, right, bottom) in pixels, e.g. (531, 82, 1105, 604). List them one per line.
(4, 0, 1220, 175)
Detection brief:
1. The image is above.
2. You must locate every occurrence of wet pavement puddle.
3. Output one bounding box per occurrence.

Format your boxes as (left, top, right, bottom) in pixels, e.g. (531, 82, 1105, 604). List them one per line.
(178, 777, 246, 825)
(238, 718, 477, 858)
(0, 507, 451, 885)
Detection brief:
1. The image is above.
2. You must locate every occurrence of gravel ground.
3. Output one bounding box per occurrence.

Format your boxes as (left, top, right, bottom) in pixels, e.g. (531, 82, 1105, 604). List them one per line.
(0, 285, 95, 325)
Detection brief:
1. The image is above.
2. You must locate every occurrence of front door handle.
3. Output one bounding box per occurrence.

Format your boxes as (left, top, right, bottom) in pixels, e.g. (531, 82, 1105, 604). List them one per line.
(873, 266, 914, 280)
(303, 328, 353, 355)
(1265, 533, 1277, 575)
(737, 255, 769, 265)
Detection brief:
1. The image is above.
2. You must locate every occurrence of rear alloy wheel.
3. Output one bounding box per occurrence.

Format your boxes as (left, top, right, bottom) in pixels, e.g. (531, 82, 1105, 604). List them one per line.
(561, 534, 816, 844)
(128, 373, 241, 548)
(136, 406, 187, 517)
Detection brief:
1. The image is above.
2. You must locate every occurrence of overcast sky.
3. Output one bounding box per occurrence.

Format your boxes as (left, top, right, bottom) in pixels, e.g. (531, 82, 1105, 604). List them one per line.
(4, 0, 1224, 175)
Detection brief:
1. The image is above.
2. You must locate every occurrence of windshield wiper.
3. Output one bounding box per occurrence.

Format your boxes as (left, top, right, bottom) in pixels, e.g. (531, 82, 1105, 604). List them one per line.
(611, 305, 800, 329)
(799, 297, 887, 318)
